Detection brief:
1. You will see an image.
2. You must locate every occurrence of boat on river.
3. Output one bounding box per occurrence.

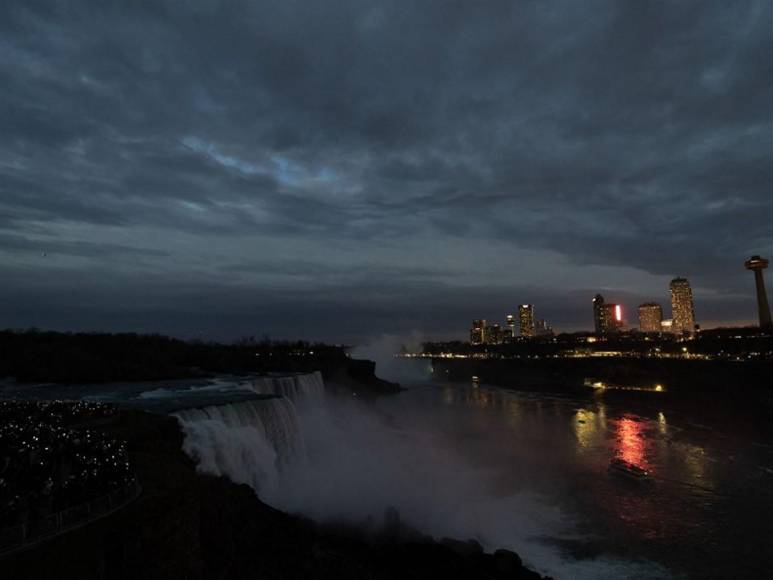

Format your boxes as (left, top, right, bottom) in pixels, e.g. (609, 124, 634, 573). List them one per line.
(608, 458, 653, 483)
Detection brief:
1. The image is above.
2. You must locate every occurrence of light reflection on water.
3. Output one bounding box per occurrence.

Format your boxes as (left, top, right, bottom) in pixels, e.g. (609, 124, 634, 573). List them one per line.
(657, 412, 667, 435)
(429, 382, 773, 579)
(573, 407, 606, 452)
(614, 417, 647, 467)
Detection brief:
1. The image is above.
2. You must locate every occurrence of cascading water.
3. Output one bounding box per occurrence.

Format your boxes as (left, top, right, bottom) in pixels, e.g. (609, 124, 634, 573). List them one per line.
(173, 397, 305, 499)
(170, 372, 326, 500)
(164, 371, 674, 578)
(247, 371, 326, 401)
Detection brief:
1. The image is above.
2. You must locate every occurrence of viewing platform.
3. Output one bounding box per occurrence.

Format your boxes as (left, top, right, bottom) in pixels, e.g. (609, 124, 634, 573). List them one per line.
(0, 401, 140, 557)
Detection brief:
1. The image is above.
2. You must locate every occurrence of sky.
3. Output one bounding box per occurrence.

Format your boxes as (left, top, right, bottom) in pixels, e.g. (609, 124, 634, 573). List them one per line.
(2, 0, 772, 343)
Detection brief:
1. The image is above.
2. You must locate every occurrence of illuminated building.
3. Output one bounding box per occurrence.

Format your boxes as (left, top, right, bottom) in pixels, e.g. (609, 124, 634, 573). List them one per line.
(600, 303, 623, 333)
(506, 314, 516, 337)
(744, 255, 772, 328)
(470, 319, 485, 345)
(519, 304, 535, 338)
(535, 319, 553, 336)
(470, 319, 505, 345)
(670, 277, 695, 334)
(592, 294, 605, 334)
(638, 303, 663, 333)
(661, 318, 673, 332)
(486, 323, 504, 345)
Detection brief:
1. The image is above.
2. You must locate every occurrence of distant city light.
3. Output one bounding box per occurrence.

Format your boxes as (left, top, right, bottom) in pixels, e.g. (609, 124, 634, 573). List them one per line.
(670, 277, 696, 334)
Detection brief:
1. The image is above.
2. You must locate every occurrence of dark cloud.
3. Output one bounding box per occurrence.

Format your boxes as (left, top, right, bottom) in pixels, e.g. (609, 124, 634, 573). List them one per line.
(1, 0, 771, 340)
(0, 233, 168, 259)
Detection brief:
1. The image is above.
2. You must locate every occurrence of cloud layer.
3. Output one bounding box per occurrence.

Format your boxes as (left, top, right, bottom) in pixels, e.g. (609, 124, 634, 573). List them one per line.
(2, 1, 772, 340)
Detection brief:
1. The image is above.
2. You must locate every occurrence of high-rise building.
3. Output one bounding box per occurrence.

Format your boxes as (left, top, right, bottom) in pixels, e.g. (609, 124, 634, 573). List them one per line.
(601, 303, 623, 333)
(486, 323, 504, 345)
(670, 278, 696, 334)
(592, 294, 605, 334)
(470, 319, 486, 345)
(506, 314, 516, 337)
(745, 255, 772, 328)
(535, 319, 554, 337)
(519, 304, 535, 338)
(638, 303, 663, 333)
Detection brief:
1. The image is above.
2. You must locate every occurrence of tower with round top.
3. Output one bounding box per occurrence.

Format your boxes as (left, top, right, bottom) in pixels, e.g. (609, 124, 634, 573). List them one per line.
(745, 255, 772, 328)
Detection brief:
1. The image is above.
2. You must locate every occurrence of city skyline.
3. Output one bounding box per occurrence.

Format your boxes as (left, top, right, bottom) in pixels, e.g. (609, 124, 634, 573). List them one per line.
(464, 260, 771, 342)
(2, 2, 772, 342)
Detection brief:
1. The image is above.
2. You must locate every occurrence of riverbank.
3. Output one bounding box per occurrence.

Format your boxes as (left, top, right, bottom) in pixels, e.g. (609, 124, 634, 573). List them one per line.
(430, 356, 773, 402)
(0, 408, 548, 580)
(0, 330, 399, 396)
(429, 356, 773, 442)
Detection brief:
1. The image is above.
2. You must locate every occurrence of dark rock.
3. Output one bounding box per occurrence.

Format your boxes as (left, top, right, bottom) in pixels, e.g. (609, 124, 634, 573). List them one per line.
(440, 537, 484, 557)
(493, 548, 523, 572)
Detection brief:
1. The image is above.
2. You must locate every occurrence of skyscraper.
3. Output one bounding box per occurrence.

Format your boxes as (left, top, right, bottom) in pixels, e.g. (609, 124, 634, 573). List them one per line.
(470, 319, 485, 345)
(670, 278, 695, 334)
(535, 319, 554, 337)
(506, 314, 516, 337)
(486, 323, 503, 345)
(601, 303, 623, 333)
(592, 294, 605, 334)
(519, 304, 535, 338)
(638, 303, 663, 333)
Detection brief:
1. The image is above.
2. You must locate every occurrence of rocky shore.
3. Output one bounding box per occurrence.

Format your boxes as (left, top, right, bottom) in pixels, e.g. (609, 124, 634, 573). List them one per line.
(321, 357, 401, 396)
(1, 409, 548, 580)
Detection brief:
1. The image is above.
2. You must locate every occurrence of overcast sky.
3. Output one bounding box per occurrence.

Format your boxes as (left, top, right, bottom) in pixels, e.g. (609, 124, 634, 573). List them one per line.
(2, 1, 772, 342)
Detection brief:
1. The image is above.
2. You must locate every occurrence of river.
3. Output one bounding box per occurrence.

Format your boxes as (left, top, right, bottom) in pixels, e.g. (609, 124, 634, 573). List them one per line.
(274, 377, 773, 579)
(4, 371, 772, 578)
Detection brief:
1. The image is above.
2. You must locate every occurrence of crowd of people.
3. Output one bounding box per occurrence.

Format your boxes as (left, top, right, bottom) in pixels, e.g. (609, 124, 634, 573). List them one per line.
(0, 401, 135, 529)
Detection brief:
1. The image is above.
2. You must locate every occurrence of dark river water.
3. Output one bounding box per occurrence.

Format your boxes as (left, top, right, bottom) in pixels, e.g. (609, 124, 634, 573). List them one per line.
(4, 373, 772, 579)
(346, 381, 773, 579)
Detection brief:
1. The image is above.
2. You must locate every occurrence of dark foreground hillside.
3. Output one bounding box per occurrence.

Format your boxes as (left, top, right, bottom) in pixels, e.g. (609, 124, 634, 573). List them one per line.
(1, 410, 548, 580)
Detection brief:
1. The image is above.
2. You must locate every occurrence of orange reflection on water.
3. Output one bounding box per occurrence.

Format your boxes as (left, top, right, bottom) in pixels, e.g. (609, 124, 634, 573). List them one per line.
(616, 417, 646, 467)
(573, 405, 607, 454)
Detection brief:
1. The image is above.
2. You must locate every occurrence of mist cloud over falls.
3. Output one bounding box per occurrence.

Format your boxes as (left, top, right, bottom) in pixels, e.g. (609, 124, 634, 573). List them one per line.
(174, 374, 672, 579)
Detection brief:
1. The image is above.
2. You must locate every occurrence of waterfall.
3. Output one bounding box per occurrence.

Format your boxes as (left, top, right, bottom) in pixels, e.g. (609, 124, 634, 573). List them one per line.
(173, 397, 304, 498)
(247, 371, 326, 401)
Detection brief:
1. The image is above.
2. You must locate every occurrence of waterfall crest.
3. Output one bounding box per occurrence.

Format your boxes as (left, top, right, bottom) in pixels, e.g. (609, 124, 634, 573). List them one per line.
(173, 397, 304, 497)
(247, 371, 326, 400)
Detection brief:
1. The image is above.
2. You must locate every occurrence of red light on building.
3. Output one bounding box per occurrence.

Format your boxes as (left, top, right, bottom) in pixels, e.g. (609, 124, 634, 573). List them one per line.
(615, 304, 622, 322)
